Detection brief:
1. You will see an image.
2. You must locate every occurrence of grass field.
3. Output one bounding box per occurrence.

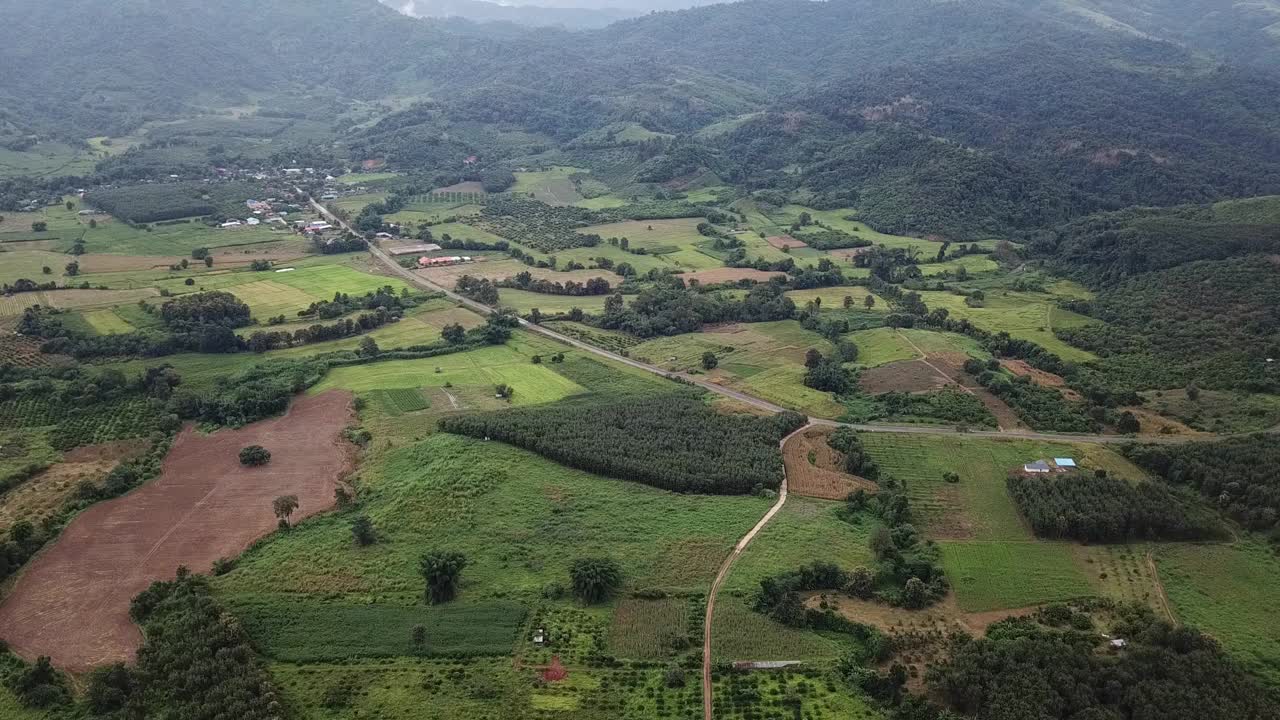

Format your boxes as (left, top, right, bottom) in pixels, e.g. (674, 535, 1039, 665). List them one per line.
(0, 249, 68, 285)
(1140, 388, 1280, 434)
(0, 288, 160, 317)
(846, 327, 986, 368)
(711, 598, 852, 662)
(82, 308, 134, 334)
(495, 288, 609, 314)
(917, 254, 1000, 276)
(1158, 541, 1280, 685)
(230, 280, 322, 319)
(511, 166, 583, 205)
(857, 433, 1142, 611)
(39, 201, 301, 256)
(576, 218, 707, 251)
(228, 597, 525, 661)
(722, 497, 873, 599)
(369, 387, 431, 415)
(311, 344, 586, 406)
(941, 541, 1093, 612)
(337, 172, 401, 185)
(785, 287, 886, 312)
(629, 321, 845, 417)
(214, 433, 769, 600)
(331, 192, 387, 214)
(606, 598, 692, 660)
(919, 290, 1098, 362)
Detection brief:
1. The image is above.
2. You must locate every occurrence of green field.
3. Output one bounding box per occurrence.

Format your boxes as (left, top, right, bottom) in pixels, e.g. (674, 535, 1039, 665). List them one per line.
(228, 597, 525, 661)
(917, 254, 1000, 276)
(331, 192, 387, 214)
(847, 327, 986, 368)
(919, 290, 1098, 362)
(511, 166, 584, 205)
(941, 541, 1093, 612)
(39, 201, 301, 256)
(82, 308, 134, 334)
(722, 497, 873, 595)
(370, 387, 431, 415)
(311, 344, 586, 406)
(495, 288, 609, 314)
(0, 249, 67, 285)
(859, 433, 1142, 611)
(785, 287, 886, 311)
(576, 218, 707, 251)
(629, 321, 844, 417)
(1157, 541, 1280, 684)
(215, 433, 769, 600)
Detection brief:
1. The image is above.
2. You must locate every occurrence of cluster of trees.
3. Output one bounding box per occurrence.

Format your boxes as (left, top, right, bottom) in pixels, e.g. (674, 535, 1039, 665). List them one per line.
(1008, 472, 1226, 543)
(597, 282, 795, 338)
(1, 278, 59, 295)
(440, 396, 806, 494)
(497, 270, 611, 296)
(455, 275, 500, 305)
(913, 607, 1280, 720)
(803, 349, 855, 394)
(473, 198, 604, 253)
(1127, 434, 1280, 542)
(120, 571, 286, 719)
(300, 287, 412, 321)
(827, 428, 880, 478)
(312, 234, 368, 254)
(158, 290, 251, 330)
(246, 308, 397, 353)
(847, 483, 949, 609)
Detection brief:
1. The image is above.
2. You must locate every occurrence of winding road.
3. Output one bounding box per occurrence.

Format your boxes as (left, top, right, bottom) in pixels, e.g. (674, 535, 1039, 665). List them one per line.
(311, 196, 1275, 720)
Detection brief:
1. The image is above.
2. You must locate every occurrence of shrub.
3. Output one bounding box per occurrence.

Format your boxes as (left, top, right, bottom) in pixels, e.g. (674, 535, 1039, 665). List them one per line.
(239, 445, 271, 466)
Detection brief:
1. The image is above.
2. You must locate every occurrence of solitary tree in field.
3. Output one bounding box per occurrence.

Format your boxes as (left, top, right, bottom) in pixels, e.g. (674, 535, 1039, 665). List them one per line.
(89, 218, 97, 229)
(239, 445, 271, 466)
(64, 261, 79, 277)
(441, 323, 466, 344)
(804, 349, 823, 369)
(420, 550, 468, 604)
(1117, 411, 1141, 435)
(357, 336, 380, 358)
(351, 515, 376, 546)
(411, 624, 427, 649)
(495, 384, 514, 401)
(901, 577, 927, 609)
(864, 295, 875, 310)
(203, 255, 213, 268)
(701, 352, 718, 371)
(32, 221, 47, 232)
(846, 566, 874, 599)
(843, 295, 854, 309)
(272, 495, 299, 528)
(569, 557, 622, 604)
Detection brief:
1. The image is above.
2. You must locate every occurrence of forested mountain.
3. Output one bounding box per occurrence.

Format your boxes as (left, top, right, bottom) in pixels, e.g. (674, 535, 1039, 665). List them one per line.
(6, 0, 1280, 236)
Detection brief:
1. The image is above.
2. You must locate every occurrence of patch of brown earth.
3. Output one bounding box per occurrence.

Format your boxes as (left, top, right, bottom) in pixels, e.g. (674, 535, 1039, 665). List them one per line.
(784, 427, 877, 501)
(859, 360, 951, 394)
(433, 181, 486, 195)
(765, 235, 807, 250)
(1000, 359, 1082, 401)
(679, 268, 786, 285)
(1120, 407, 1207, 437)
(0, 391, 356, 671)
(829, 246, 872, 260)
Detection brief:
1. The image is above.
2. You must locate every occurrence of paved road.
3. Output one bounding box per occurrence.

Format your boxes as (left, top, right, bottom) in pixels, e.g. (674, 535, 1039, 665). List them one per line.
(311, 196, 1274, 446)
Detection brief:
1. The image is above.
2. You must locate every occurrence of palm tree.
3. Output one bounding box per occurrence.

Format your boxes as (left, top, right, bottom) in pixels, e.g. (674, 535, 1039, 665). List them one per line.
(420, 550, 468, 604)
(569, 557, 622, 604)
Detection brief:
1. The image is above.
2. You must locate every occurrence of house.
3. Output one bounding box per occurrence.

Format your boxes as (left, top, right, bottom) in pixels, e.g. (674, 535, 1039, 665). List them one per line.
(1110, 638, 1128, 649)
(533, 628, 546, 646)
(246, 217, 261, 226)
(283, 168, 303, 175)
(1023, 458, 1078, 474)
(220, 220, 242, 228)
(417, 256, 470, 267)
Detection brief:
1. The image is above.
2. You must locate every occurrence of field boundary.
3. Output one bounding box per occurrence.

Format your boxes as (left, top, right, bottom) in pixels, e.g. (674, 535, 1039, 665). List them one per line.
(701, 423, 809, 720)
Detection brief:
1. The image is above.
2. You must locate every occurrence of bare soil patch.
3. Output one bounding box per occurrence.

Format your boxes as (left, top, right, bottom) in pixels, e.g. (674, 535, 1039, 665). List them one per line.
(765, 235, 807, 250)
(679, 268, 785, 285)
(859, 359, 950, 394)
(784, 427, 876, 501)
(0, 391, 355, 671)
(1000, 359, 1066, 387)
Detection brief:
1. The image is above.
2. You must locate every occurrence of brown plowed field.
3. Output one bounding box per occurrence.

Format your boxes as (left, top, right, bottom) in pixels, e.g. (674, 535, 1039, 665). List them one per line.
(0, 391, 355, 671)
(859, 359, 950, 394)
(783, 427, 877, 500)
(765, 235, 807, 250)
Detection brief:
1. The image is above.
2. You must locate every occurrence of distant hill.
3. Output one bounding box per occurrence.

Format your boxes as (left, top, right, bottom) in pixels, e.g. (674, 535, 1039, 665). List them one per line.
(382, 0, 638, 28)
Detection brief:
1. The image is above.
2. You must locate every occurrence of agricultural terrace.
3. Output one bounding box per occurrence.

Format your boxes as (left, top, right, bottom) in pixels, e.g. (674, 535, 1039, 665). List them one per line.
(495, 288, 610, 314)
(629, 321, 844, 417)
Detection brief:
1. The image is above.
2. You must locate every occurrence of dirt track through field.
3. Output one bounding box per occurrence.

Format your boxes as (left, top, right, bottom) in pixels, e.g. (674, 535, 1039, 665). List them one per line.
(703, 424, 809, 720)
(0, 391, 355, 671)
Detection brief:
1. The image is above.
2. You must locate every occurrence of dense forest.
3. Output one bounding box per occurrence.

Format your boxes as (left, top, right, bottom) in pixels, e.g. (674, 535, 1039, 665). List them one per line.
(1127, 434, 1280, 542)
(916, 607, 1280, 720)
(439, 396, 806, 494)
(1007, 473, 1226, 543)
